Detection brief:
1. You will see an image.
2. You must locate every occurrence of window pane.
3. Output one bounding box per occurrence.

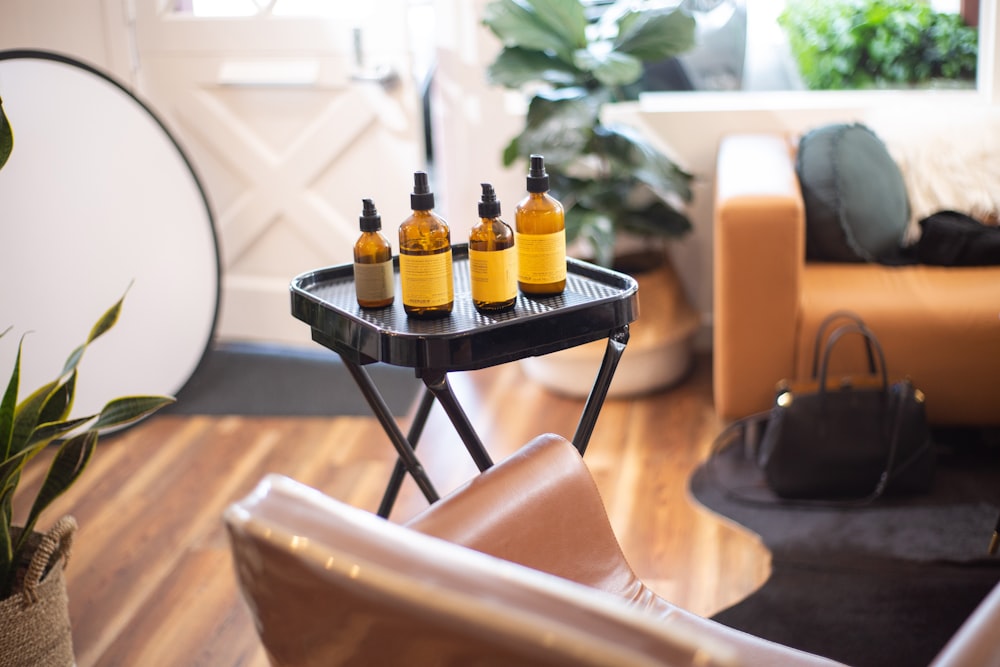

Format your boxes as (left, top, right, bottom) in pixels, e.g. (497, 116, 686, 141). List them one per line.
(638, 0, 978, 92)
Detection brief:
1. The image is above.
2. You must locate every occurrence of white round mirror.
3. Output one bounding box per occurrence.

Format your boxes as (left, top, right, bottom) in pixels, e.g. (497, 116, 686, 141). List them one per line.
(0, 50, 220, 420)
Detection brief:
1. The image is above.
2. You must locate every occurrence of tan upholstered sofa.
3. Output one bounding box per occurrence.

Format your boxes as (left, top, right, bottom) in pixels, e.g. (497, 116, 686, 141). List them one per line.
(713, 132, 1000, 426)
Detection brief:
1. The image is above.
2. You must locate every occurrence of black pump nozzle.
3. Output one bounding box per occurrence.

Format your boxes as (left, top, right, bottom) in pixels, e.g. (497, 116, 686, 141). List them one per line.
(359, 198, 381, 232)
(478, 182, 501, 218)
(411, 171, 435, 210)
(526, 154, 549, 193)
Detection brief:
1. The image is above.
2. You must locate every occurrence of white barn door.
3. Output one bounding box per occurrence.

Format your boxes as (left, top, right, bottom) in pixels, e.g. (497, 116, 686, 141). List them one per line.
(133, 1, 425, 346)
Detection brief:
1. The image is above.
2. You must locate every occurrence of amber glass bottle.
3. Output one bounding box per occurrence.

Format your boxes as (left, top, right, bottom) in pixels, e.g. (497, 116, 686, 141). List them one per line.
(398, 171, 454, 318)
(515, 154, 566, 295)
(469, 183, 516, 313)
(352, 198, 394, 308)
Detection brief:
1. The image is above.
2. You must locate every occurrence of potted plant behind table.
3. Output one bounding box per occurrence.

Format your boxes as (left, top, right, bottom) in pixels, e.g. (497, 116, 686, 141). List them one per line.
(0, 95, 175, 667)
(482, 0, 703, 396)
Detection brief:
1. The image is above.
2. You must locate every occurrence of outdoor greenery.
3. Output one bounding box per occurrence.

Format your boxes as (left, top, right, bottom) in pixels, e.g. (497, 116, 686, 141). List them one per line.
(482, 0, 697, 267)
(0, 99, 174, 598)
(778, 0, 978, 90)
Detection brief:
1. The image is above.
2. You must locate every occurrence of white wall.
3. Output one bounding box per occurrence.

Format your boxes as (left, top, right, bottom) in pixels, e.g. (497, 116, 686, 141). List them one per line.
(0, 0, 134, 85)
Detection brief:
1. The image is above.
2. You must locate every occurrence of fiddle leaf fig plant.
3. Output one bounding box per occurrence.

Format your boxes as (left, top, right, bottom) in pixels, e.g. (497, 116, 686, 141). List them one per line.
(483, 0, 697, 267)
(0, 98, 175, 598)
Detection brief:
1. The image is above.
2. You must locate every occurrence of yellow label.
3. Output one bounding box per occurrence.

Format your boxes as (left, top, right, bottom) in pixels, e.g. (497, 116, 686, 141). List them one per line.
(515, 230, 566, 284)
(399, 249, 454, 307)
(469, 247, 517, 303)
(353, 261, 394, 301)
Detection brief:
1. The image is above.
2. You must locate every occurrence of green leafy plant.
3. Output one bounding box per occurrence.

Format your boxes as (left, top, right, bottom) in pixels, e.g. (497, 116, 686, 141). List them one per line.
(0, 100, 175, 598)
(483, 0, 697, 268)
(778, 0, 978, 90)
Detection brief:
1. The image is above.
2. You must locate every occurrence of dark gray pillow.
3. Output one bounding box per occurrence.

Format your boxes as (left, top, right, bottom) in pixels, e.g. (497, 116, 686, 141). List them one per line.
(796, 123, 910, 262)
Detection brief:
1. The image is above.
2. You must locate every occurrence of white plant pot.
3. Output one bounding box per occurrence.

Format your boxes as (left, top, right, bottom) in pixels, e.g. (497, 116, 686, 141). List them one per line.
(520, 258, 700, 399)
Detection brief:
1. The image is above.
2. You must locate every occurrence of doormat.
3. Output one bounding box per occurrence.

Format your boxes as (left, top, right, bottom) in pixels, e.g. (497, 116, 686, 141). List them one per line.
(162, 342, 422, 417)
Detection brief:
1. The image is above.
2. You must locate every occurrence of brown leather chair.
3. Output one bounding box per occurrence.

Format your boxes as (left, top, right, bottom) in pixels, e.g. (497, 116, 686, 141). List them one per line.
(225, 433, 999, 666)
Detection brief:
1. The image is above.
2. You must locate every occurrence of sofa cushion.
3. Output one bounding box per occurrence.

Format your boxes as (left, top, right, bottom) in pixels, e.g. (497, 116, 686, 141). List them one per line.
(798, 263, 1000, 424)
(796, 123, 910, 262)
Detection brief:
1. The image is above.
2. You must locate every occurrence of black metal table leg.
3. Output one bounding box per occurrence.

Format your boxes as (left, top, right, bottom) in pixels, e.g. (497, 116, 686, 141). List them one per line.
(342, 359, 440, 510)
(420, 369, 494, 472)
(572, 325, 630, 455)
(376, 387, 436, 517)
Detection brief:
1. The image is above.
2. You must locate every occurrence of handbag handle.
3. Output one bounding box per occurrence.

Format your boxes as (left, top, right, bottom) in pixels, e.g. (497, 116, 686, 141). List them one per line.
(810, 310, 878, 378)
(816, 322, 889, 397)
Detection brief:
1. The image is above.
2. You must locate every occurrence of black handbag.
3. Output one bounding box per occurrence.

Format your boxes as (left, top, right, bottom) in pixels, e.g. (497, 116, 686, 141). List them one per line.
(756, 311, 935, 501)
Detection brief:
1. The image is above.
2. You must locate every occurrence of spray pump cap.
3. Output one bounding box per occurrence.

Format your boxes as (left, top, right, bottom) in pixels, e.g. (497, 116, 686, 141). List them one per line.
(478, 183, 501, 218)
(410, 171, 435, 210)
(359, 198, 381, 232)
(526, 154, 549, 193)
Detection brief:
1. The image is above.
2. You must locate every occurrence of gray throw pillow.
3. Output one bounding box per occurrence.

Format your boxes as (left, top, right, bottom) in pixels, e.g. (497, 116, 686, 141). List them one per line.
(796, 123, 911, 262)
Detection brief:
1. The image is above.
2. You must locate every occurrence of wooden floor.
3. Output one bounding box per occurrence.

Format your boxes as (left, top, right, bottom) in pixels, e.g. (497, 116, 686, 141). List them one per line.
(13, 353, 770, 667)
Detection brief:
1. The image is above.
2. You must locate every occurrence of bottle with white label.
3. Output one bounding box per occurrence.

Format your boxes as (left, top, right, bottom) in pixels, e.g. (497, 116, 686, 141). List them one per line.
(469, 182, 516, 314)
(352, 198, 394, 309)
(398, 171, 454, 318)
(515, 154, 566, 295)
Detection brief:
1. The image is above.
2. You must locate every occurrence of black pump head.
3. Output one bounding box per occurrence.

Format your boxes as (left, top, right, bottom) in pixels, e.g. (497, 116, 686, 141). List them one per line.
(526, 154, 549, 193)
(478, 182, 501, 218)
(359, 198, 381, 232)
(411, 171, 435, 210)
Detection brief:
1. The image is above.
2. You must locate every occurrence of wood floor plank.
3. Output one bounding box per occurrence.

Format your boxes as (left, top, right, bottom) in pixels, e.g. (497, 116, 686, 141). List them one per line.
(11, 353, 769, 666)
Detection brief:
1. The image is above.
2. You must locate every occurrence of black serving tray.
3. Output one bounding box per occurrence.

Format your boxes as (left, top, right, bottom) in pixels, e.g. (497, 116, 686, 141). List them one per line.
(290, 244, 638, 372)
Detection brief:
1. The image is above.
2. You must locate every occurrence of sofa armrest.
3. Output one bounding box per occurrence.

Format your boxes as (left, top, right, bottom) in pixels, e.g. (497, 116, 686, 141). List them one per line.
(713, 133, 805, 420)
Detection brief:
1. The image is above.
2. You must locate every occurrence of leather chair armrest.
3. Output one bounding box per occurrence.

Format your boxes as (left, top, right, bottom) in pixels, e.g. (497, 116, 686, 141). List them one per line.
(713, 133, 805, 420)
(930, 581, 1000, 667)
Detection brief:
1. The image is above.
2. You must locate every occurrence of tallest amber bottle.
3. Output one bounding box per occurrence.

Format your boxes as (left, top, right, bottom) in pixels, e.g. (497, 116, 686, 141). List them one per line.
(515, 155, 566, 295)
(398, 171, 454, 318)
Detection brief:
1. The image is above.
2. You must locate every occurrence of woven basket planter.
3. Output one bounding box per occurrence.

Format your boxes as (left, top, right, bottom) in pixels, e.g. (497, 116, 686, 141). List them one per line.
(0, 517, 77, 667)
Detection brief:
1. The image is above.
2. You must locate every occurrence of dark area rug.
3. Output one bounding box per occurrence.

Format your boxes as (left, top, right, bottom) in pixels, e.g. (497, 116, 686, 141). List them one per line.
(162, 342, 422, 417)
(689, 429, 1000, 667)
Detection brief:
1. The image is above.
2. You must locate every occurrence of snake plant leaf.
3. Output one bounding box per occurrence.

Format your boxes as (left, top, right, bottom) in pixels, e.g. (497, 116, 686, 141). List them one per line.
(0, 96, 11, 172)
(91, 395, 176, 431)
(0, 331, 19, 461)
(573, 47, 643, 87)
(61, 286, 130, 376)
(487, 46, 583, 88)
(483, 0, 587, 63)
(37, 371, 75, 429)
(24, 416, 95, 452)
(9, 378, 60, 456)
(614, 7, 697, 62)
(0, 518, 10, 584)
(20, 430, 98, 547)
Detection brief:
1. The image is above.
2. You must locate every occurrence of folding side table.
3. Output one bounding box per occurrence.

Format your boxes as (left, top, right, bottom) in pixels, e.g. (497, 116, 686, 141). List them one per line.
(290, 244, 639, 517)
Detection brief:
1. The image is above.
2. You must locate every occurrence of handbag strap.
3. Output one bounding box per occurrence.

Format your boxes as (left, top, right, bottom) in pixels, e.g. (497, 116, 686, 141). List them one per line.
(811, 310, 878, 379)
